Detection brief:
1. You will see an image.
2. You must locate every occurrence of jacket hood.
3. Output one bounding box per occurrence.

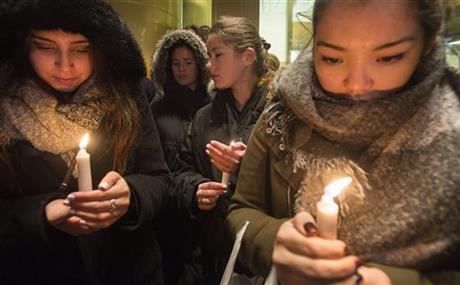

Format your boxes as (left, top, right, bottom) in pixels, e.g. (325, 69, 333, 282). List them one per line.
(1, 0, 146, 85)
(151, 29, 210, 95)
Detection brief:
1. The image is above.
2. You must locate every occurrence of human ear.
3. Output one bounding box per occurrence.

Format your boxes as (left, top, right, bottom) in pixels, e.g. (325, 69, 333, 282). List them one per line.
(242, 47, 256, 66)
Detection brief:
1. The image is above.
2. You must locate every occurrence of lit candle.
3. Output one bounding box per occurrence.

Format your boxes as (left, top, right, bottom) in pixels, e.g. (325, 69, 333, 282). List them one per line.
(316, 176, 352, 239)
(76, 133, 92, 191)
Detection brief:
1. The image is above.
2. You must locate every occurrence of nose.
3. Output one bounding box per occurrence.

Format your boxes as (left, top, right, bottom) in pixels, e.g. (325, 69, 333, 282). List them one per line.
(343, 64, 373, 95)
(206, 60, 213, 72)
(54, 50, 74, 72)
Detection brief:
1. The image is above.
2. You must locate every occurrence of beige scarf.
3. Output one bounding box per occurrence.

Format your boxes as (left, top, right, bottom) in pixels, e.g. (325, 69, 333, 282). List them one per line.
(0, 78, 105, 167)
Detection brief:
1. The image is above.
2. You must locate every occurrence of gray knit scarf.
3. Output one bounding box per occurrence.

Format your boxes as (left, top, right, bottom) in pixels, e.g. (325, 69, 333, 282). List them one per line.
(0, 78, 104, 168)
(265, 43, 460, 270)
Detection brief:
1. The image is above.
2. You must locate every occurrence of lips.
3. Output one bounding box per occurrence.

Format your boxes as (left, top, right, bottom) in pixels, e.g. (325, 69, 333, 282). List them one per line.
(54, 76, 77, 85)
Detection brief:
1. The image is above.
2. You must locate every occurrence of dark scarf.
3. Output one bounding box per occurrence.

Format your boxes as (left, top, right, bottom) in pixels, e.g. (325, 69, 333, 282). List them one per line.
(0, 78, 104, 167)
(265, 43, 460, 270)
(160, 81, 210, 120)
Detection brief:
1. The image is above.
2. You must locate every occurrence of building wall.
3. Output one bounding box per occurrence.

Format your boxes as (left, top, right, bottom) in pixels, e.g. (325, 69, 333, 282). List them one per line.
(106, 0, 183, 76)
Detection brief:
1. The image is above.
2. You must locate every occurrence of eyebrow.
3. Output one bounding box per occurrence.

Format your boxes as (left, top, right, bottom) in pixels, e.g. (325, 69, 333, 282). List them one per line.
(316, 36, 416, 52)
(30, 34, 89, 45)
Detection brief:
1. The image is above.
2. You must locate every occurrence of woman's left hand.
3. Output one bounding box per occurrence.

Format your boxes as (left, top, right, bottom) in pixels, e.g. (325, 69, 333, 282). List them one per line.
(206, 140, 247, 173)
(63, 171, 131, 230)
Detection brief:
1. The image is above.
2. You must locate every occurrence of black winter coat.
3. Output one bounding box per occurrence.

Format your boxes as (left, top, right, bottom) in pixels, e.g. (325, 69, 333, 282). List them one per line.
(152, 83, 210, 173)
(174, 86, 268, 284)
(152, 83, 210, 285)
(0, 94, 171, 285)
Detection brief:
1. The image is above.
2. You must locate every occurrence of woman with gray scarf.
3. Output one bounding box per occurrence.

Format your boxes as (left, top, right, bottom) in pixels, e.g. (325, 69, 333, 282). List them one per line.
(227, 0, 460, 284)
(0, 1, 170, 284)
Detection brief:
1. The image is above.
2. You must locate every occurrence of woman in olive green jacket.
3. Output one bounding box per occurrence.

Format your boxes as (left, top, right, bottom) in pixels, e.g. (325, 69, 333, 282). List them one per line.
(227, 0, 460, 284)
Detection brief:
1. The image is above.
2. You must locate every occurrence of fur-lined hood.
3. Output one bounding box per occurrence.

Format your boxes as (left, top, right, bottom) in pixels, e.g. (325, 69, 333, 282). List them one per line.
(151, 29, 210, 96)
(1, 0, 145, 85)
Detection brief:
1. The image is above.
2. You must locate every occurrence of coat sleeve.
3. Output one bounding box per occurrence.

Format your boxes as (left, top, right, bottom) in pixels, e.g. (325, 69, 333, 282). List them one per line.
(121, 92, 171, 230)
(226, 113, 287, 277)
(0, 190, 68, 251)
(172, 118, 210, 217)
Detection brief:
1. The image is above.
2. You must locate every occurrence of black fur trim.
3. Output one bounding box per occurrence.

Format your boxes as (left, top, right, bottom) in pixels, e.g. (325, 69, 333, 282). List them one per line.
(1, 0, 145, 83)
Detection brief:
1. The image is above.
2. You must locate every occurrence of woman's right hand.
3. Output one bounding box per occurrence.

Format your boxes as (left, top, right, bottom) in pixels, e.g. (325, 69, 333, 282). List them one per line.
(196, 181, 227, 210)
(273, 211, 358, 285)
(273, 211, 392, 285)
(45, 199, 93, 236)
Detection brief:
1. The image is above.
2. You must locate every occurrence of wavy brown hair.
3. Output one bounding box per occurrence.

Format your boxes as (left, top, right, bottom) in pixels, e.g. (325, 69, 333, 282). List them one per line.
(209, 16, 278, 93)
(90, 46, 140, 174)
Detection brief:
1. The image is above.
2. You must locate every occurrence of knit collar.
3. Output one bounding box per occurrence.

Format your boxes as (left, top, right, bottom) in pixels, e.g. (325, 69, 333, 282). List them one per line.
(0, 77, 105, 155)
(276, 42, 446, 148)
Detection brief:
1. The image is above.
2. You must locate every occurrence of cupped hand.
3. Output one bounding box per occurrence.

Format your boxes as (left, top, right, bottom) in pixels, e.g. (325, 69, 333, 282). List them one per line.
(206, 140, 247, 173)
(273, 211, 358, 285)
(46, 199, 93, 236)
(63, 171, 131, 230)
(274, 211, 392, 285)
(195, 181, 227, 211)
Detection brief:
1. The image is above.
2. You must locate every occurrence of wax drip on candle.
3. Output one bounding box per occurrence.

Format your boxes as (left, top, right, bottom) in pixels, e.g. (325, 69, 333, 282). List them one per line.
(317, 176, 352, 239)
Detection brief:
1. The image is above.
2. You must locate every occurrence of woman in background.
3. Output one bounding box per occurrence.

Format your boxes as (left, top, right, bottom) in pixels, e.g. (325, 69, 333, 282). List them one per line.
(150, 29, 210, 285)
(174, 16, 278, 284)
(0, 1, 170, 284)
(227, 0, 460, 284)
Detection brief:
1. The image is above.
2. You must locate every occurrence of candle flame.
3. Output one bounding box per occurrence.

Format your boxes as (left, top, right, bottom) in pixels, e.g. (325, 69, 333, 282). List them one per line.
(79, 133, 89, 149)
(324, 176, 352, 198)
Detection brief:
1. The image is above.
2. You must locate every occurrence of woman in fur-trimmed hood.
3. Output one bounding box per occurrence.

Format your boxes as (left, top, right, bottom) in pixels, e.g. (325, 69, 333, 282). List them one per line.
(227, 0, 460, 284)
(150, 29, 211, 285)
(151, 29, 211, 171)
(0, 1, 170, 284)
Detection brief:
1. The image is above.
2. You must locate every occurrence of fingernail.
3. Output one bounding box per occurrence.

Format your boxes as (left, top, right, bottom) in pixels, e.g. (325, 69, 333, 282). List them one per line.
(355, 259, 363, 270)
(69, 209, 76, 215)
(67, 194, 75, 200)
(63, 199, 70, 206)
(222, 184, 228, 189)
(98, 182, 109, 190)
(303, 222, 318, 237)
(223, 190, 228, 194)
(354, 272, 363, 285)
(206, 144, 211, 148)
(79, 219, 87, 225)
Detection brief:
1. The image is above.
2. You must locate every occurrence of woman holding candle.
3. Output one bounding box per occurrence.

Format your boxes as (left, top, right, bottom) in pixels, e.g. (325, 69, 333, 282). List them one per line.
(0, 0, 170, 284)
(227, 0, 460, 284)
(173, 16, 278, 284)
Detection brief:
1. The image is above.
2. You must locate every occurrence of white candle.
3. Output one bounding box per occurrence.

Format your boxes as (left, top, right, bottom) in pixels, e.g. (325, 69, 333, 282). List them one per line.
(221, 140, 235, 186)
(221, 171, 230, 185)
(76, 133, 92, 191)
(316, 177, 352, 240)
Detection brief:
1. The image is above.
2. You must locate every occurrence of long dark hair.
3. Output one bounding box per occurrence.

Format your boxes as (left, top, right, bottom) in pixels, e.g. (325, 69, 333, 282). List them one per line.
(89, 45, 140, 173)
